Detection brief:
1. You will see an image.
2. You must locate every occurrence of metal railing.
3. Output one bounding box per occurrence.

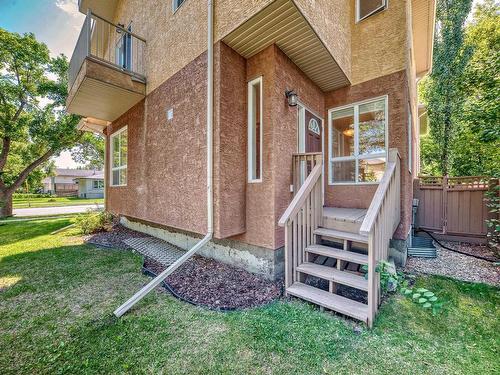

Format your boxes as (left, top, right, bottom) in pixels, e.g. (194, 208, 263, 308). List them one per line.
(69, 10, 146, 89)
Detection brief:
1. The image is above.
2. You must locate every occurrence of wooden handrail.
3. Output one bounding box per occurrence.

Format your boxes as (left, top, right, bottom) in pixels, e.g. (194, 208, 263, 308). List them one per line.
(279, 163, 322, 226)
(359, 149, 400, 235)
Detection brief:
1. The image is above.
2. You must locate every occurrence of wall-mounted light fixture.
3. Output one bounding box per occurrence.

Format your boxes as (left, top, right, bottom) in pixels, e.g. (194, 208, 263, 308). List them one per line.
(285, 90, 298, 107)
(116, 23, 125, 33)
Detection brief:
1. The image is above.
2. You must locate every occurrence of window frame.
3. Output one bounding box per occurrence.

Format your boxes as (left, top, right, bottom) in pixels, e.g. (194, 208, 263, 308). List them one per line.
(356, 0, 388, 23)
(109, 126, 128, 187)
(247, 76, 263, 183)
(172, 0, 186, 13)
(93, 180, 104, 189)
(408, 103, 412, 174)
(328, 95, 389, 185)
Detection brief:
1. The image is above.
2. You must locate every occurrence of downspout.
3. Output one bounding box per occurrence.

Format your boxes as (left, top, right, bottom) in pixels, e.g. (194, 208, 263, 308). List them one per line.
(113, 0, 214, 318)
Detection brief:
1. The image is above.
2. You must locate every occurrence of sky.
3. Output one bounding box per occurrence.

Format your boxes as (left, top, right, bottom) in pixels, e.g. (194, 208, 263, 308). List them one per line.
(0, 0, 485, 167)
(0, 0, 85, 168)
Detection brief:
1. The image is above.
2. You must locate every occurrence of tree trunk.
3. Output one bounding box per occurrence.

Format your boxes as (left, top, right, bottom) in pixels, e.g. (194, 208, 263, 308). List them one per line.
(0, 189, 13, 218)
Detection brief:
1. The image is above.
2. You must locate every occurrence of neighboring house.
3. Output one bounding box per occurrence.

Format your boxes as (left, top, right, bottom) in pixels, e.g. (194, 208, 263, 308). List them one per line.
(68, 0, 436, 325)
(74, 172, 105, 199)
(42, 169, 104, 197)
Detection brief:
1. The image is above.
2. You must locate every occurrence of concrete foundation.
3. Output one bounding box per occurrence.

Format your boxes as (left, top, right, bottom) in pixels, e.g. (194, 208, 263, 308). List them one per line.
(121, 216, 284, 281)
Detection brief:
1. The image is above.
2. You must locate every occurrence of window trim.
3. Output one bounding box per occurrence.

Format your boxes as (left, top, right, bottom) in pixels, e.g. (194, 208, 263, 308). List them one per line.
(172, 0, 186, 13)
(93, 180, 104, 189)
(356, 0, 388, 23)
(328, 95, 389, 185)
(247, 76, 263, 183)
(109, 126, 128, 187)
(408, 103, 412, 174)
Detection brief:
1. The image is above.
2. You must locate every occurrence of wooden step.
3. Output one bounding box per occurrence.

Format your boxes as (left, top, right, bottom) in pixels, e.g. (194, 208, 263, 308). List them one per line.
(314, 227, 368, 244)
(322, 207, 366, 233)
(296, 262, 368, 291)
(287, 282, 368, 322)
(306, 244, 368, 265)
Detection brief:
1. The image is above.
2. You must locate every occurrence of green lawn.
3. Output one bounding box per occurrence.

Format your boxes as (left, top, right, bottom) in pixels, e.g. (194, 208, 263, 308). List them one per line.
(0, 219, 498, 374)
(13, 196, 104, 209)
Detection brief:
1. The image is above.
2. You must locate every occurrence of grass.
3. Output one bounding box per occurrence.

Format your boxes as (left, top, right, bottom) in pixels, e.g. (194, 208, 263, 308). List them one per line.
(0, 219, 498, 374)
(12, 196, 104, 209)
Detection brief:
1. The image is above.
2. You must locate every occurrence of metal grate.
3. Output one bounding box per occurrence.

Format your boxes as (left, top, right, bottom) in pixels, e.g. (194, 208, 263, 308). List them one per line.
(123, 237, 186, 266)
(408, 236, 437, 258)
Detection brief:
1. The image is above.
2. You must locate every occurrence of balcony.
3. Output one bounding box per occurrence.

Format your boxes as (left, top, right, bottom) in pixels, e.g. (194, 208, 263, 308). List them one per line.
(67, 11, 146, 123)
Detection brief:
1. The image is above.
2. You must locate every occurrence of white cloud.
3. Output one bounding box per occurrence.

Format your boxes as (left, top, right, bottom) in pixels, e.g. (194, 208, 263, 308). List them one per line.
(55, 0, 80, 18)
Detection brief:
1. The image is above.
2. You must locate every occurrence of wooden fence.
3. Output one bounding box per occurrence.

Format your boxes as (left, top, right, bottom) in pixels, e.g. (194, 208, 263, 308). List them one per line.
(414, 176, 496, 237)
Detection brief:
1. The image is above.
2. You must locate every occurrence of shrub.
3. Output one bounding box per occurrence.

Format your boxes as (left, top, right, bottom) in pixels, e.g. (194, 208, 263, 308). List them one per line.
(75, 210, 113, 235)
(13, 193, 56, 199)
(485, 181, 499, 251)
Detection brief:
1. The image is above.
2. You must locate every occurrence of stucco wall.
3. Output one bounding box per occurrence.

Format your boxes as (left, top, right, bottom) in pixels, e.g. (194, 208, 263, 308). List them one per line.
(106, 52, 208, 235)
(350, 0, 409, 85)
(213, 42, 248, 238)
(324, 70, 413, 240)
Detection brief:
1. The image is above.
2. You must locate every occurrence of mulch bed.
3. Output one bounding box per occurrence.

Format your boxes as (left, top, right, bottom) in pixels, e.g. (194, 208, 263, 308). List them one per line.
(144, 256, 282, 310)
(85, 224, 282, 310)
(85, 224, 151, 250)
(405, 240, 500, 287)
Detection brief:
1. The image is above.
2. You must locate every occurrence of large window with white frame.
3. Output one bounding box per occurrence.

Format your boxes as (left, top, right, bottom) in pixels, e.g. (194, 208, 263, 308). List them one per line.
(328, 96, 388, 184)
(248, 76, 263, 182)
(356, 0, 388, 22)
(110, 126, 128, 186)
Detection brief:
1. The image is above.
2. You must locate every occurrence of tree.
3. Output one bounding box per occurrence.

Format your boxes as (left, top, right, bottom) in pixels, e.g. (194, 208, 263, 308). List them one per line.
(420, 0, 500, 178)
(420, 0, 473, 175)
(0, 29, 82, 217)
(71, 132, 105, 170)
(461, 0, 499, 144)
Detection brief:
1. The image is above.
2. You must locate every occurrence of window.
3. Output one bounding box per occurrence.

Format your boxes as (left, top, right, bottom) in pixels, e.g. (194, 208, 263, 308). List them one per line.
(110, 127, 128, 186)
(408, 104, 412, 173)
(329, 96, 387, 184)
(93, 180, 104, 189)
(248, 77, 263, 182)
(356, 0, 387, 22)
(115, 26, 132, 70)
(173, 0, 186, 12)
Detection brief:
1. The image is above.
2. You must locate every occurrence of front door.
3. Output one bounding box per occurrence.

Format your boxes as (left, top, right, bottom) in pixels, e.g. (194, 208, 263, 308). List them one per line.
(297, 104, 323, 184)
(305, 110, 322, 153)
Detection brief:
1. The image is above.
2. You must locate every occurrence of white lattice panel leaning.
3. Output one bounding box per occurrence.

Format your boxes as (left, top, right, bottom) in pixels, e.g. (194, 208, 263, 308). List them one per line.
(123, 237, 186, 266)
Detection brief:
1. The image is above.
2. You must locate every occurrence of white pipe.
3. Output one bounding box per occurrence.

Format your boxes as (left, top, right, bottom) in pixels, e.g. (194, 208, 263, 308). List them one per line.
(113, 0, 214, 318)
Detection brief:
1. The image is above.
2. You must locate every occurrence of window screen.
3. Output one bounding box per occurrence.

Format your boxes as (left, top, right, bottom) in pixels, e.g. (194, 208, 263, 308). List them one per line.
(357, 0, 387, 22)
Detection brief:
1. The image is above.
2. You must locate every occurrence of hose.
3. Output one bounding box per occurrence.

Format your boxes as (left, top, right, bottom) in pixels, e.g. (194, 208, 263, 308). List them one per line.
(415, 228, 497, 263)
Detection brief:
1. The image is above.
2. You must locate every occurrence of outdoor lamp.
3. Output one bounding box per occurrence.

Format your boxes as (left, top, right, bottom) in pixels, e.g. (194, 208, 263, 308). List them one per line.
(285, 90, 298, 107)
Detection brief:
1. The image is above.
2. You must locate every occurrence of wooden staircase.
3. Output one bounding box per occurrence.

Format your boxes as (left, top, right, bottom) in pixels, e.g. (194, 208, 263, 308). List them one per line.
(286, 208, 370, 322)
(279, 150, 401, 327)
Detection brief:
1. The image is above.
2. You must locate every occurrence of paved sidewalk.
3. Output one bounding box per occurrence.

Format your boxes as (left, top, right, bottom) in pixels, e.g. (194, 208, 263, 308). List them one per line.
(14, 204, 104, 217)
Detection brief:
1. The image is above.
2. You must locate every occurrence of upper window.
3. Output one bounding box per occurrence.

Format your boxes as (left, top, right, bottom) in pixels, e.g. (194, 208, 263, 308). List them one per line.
(248, 77, 263, 182)
(173, 0, 186, 12)
(110, 127, 128, 186)
(408, 103, 412, 173)
(356, 0, 387, 22)
(329, 96, 387, 184)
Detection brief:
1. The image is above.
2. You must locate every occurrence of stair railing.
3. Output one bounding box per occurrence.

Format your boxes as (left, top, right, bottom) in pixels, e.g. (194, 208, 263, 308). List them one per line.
(291, 152, 322, 195)
(278, 159, 323, 290)
(359, 148, 401, 327)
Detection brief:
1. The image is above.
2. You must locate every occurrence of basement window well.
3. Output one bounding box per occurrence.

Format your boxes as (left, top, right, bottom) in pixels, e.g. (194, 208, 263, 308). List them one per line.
(356, 0, 387, 22)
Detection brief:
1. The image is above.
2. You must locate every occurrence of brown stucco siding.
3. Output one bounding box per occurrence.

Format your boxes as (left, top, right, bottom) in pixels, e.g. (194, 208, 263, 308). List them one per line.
(231, 45, 276, 249)
(271, 46, 324, 249)
(350, 0, 409, 85)
(324, 70, 413, 240)
(106, 52, 208, 235)
(213, 42, 247, 239)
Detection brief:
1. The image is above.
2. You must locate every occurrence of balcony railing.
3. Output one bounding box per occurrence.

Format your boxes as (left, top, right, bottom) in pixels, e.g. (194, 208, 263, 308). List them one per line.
(69, 10, 146, 90)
